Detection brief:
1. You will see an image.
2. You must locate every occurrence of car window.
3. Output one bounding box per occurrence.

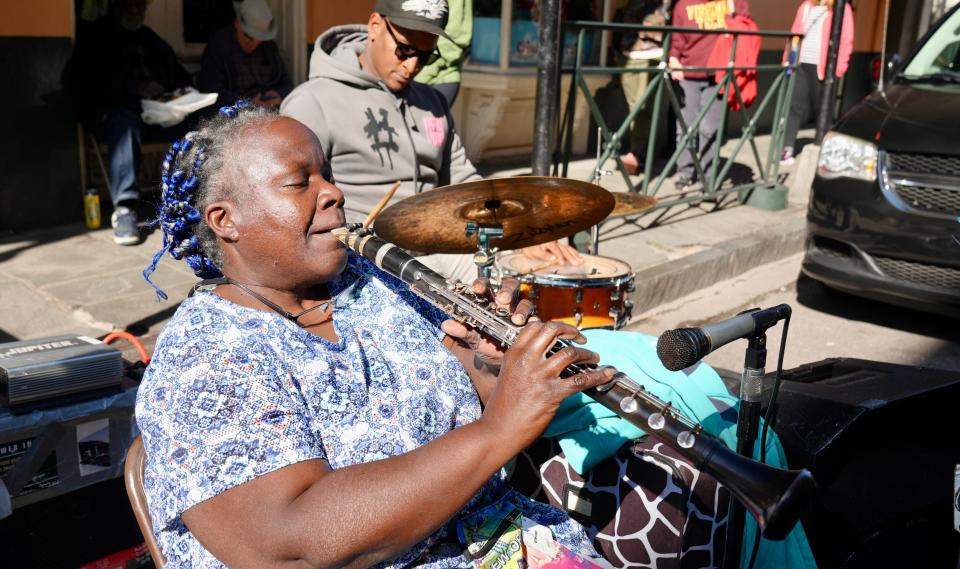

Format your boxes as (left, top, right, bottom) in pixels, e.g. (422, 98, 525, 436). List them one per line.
(902, 8, 960, 78)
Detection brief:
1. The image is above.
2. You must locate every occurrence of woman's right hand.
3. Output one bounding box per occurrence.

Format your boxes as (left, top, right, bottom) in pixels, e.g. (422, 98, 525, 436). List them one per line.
(479, 320, 615, 446)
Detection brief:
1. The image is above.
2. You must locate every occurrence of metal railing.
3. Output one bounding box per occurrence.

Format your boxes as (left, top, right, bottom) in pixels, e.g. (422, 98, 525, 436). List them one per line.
(555, 21, 802, 219)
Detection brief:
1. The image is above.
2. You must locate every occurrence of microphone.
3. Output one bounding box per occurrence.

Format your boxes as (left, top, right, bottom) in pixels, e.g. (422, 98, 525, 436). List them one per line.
(656, 304, 792, 371)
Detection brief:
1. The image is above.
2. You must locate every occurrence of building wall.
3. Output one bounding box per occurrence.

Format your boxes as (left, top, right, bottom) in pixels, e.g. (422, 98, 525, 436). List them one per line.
(307, 1, 375, 41)
(0, 0, 74, 38)
(0, 0, 81, 231)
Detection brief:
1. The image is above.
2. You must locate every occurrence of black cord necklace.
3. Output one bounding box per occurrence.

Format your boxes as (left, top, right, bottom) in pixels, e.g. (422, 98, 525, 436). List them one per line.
(194, 277, 333, 325)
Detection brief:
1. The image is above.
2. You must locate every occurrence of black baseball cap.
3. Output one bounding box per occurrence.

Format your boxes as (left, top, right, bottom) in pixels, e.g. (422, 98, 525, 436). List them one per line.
(375, 0, 453, 41)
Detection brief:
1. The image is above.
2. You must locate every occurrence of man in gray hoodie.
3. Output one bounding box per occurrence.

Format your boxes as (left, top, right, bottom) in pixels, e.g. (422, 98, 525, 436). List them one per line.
(281, 0, 579, 281)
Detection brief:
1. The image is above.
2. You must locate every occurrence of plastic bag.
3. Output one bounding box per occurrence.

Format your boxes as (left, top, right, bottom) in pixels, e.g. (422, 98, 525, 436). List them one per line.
(141, 87, 218, 128)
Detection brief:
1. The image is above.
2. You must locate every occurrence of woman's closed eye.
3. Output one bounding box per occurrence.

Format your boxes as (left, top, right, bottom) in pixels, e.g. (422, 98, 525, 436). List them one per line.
(282, 172, 312, 188)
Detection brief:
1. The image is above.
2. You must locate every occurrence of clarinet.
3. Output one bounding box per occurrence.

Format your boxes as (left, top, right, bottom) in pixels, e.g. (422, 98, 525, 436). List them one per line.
(332, 225, 815, 540)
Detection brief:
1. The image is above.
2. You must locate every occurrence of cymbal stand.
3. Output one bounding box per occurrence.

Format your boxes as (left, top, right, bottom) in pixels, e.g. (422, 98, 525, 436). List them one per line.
(465, 222, 503, 280)
(590, 127, 613, 255)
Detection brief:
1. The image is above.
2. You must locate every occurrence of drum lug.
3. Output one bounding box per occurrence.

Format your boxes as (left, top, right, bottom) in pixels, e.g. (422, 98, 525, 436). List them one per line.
(625, 281, 636, 293)
(610, 288, 620, 301)
(575, 287, 583, 305)
(574, 309, 583, 326)
(624, 299, 634, 318)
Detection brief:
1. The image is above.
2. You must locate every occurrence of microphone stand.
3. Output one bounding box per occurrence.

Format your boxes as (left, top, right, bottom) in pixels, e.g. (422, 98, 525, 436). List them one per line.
(722, 333, 767, 569)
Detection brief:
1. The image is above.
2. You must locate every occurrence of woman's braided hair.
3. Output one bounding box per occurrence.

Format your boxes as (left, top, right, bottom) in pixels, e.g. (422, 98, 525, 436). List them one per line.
(143, 101, 275, 300)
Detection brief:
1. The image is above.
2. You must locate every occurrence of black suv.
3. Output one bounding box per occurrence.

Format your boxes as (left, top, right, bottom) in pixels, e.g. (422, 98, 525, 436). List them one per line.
(802, 5, 960, 317)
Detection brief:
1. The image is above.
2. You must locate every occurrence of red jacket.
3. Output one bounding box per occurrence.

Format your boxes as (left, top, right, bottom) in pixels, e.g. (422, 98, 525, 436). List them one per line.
(783, 1, 855, 80)
(669, 0, 752, 79)
(707, 14, 761, 110)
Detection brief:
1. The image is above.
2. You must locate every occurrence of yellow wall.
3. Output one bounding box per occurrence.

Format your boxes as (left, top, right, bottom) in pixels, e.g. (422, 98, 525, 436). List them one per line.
(0, 0, 74, 38)
(307, 0, 375, 42)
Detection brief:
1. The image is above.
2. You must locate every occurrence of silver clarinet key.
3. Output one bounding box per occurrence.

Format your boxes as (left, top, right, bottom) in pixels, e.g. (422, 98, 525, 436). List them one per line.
(648, 412, 666, 430)
(620, 394, 640, 414)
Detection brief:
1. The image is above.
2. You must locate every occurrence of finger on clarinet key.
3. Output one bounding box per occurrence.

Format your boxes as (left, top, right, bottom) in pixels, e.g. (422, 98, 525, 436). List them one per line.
(510, 299, 535, 325)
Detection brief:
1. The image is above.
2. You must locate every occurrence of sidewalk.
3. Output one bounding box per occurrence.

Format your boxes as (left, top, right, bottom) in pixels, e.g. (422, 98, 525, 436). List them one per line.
(0, 131, 819, 361)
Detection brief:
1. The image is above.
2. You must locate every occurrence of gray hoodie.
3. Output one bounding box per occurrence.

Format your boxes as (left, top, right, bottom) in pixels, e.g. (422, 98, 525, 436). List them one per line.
(281, 25, 479, 223)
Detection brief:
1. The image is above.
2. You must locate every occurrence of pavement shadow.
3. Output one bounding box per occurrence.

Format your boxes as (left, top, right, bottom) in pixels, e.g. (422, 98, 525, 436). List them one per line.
(0, 224, 90, 264)
(123, 302, 182, 337)
(795, 273, 957, 342)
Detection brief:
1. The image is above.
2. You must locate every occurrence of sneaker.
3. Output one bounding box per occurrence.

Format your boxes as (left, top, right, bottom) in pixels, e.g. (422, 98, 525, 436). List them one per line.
(780, 148, 796, 166)
(674, 175, 695, 191)
(111, 206, 140, 245)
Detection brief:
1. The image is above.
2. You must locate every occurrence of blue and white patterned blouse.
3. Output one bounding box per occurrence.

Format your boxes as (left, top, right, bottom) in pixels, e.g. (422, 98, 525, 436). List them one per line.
(136, 253, 597, 568)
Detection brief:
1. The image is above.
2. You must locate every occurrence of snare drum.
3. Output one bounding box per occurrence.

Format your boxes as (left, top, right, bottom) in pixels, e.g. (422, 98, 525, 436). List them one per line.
(498, 252, 635, 329)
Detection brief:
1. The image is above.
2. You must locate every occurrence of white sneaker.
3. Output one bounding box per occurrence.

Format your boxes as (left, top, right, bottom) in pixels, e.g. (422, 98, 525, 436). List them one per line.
(111, 206, 140, 245)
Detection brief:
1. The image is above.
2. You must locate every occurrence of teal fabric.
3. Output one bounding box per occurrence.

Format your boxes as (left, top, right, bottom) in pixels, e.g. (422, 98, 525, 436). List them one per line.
(544, 329, 818, 569)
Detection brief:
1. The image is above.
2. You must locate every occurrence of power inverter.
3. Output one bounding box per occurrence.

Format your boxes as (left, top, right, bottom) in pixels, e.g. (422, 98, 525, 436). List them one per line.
(0, 335, 123, 412)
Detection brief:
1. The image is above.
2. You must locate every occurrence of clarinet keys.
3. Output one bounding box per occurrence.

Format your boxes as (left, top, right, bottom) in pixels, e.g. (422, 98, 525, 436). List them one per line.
(648, 412, 666, 430)
(620, 391, 640, 414)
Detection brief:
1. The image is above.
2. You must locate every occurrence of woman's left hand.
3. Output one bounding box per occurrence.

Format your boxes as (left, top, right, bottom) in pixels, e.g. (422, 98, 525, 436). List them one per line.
(441, 277, 534, 368)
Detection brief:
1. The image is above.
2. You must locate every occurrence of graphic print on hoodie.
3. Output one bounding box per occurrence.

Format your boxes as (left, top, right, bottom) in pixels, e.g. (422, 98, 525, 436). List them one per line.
(364, 107, 400, 168)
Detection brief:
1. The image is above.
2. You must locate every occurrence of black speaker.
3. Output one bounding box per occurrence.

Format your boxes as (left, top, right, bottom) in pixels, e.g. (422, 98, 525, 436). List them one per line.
(765, 358, 960, 569)
(0, 477, 147, 568)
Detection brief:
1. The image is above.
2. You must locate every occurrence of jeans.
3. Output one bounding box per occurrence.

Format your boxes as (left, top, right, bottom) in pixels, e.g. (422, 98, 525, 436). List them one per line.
(89, 108, 198, 207)
(90, 108, 142, 207)
(783, 63, 823, 152)
(676, 78, 723, 182)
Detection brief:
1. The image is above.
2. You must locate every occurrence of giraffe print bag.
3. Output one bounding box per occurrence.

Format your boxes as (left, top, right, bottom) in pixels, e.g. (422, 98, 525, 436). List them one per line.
(510, 437, 730, 568)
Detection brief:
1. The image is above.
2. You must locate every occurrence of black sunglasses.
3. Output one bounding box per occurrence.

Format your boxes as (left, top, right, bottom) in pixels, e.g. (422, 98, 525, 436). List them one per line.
(381, 16, 440, 64)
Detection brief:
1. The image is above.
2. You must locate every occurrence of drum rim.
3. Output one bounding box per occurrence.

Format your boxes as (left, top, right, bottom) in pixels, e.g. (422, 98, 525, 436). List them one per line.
(498, 252, 634, 287)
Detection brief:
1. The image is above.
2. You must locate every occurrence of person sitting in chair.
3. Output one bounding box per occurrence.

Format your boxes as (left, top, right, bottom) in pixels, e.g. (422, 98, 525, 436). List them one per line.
(280, 0, 581, 282)
(69, 0, 195, 245)
(198, 0, 293, 110)
(135, 102, 615, 567)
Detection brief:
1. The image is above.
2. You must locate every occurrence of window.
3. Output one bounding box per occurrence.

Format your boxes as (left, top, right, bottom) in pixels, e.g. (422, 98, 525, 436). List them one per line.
(470, 0, 606, 69)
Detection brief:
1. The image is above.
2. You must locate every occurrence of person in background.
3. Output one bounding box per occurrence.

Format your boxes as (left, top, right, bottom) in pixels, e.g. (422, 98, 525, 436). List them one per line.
(668, 0, 751, 189)
(136, 102, 615, 568)
(198, 0, 293, 110)
(415, 0, 472, 108)
(617, 0, 667, 175)
(281, 0, 579, 282)
(780, 0, 854, 165)
(69, 0, 193, 245)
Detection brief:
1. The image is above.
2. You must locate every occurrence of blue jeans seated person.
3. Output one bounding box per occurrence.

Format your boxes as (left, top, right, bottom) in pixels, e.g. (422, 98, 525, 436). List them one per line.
(87, 108, 204, 245)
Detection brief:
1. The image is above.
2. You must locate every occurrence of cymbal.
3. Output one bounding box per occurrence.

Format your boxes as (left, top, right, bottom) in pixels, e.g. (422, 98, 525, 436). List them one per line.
(373, 177, 615, 254)
(611, 192, 657, 216)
